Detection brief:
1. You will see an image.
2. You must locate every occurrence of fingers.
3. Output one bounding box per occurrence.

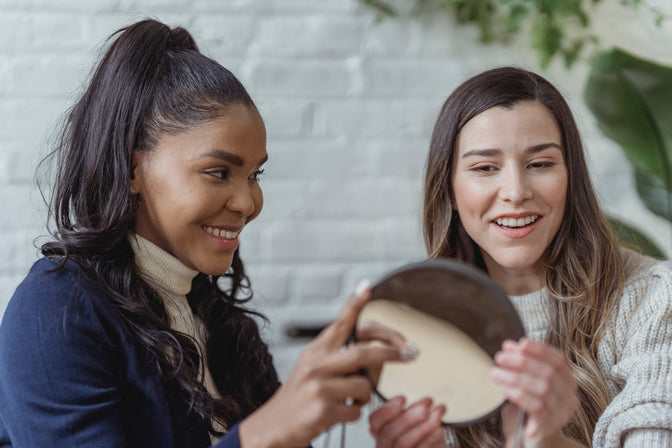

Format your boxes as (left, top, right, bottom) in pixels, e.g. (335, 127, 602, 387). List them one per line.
(323, 341, 407, 377)
(311, 279, 419, 379)
(329, 401, 364, 424)
(493, 356, 555, 397)
(492, 338, 579, 440)
(314, 375, 374, 406)
(372, 398, 434, 445)
(514, 338, 566, 369)
(292, 376, 375, 430)
(316, 280, 371, 350)
(395, 404, 446, 448)
(254, 280, 418, 447)
(369, 396, 406, 436)
(370, 398, 448, 448)
(500, 403, 519, 442)
(492, 339, 575, 402)
(353, 319, 419, 384)
(356, 320, 412, 353)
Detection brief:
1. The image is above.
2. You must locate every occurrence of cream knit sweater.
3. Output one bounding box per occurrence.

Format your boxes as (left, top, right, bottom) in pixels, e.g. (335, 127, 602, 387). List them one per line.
(509, 248, 672, 447)
(128, 234, 225, 441)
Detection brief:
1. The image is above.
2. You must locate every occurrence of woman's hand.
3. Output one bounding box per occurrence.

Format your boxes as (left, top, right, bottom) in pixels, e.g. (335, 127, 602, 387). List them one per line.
(492, 338, 580, 448)
(369, 396, 447, 448)
(239, 282, 414, 448)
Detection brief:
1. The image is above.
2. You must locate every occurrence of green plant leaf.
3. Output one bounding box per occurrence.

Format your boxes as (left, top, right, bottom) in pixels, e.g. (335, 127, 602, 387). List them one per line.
(361, 0, 398, 17)
(359, 1, 664, 68)
(505, 4, 529, 33)
(584, 49, 672, 197)
(634, 167, 672, 221)
(608, 216, 666, 259)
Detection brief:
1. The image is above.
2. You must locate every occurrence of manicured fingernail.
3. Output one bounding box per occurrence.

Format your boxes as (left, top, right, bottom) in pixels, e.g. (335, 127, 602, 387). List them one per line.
(355, 279, 371, 295)
(400, 340, 420, 361)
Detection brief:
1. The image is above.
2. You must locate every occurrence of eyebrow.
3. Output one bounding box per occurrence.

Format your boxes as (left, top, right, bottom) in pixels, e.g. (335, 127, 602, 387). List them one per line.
(194, 149, 268, 167)
(461, 142, 562, 158)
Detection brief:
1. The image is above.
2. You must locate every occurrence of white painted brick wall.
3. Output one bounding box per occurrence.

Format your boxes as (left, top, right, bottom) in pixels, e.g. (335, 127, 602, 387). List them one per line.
(1, 1, 671, 446)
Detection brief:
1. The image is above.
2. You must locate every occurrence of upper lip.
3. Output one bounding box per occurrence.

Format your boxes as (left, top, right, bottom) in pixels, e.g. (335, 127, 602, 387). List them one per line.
(491, 212, 540, 221)
(203, 224, 244, 232)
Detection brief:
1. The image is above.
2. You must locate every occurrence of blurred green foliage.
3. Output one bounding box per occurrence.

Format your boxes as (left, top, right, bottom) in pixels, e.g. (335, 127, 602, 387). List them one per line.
(360, 0, 666, 68)
(585, 48, 672, 258)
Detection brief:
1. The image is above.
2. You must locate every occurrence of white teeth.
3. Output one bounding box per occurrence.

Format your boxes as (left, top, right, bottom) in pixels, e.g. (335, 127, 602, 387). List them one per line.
(495, 215, 538, 228)
(204, 226, 240, 239)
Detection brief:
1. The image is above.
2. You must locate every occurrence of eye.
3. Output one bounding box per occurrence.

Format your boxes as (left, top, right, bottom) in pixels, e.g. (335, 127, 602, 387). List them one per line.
(470, 164, 498, 173)
(206, 169, 229, 180)
(528, 161, 555, 169)
(249, 168, 265, 181)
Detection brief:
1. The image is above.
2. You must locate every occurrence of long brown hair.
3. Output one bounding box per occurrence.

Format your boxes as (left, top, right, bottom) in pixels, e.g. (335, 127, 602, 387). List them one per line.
(423, 67, 625, 446)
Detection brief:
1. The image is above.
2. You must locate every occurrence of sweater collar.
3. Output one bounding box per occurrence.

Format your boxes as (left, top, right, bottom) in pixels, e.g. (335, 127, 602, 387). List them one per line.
(128, 233, 199, 297)
(508, 287, 551, 340)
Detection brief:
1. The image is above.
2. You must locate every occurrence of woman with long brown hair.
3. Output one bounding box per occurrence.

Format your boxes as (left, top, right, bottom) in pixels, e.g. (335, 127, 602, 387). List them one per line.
(369, 67, 672, 447)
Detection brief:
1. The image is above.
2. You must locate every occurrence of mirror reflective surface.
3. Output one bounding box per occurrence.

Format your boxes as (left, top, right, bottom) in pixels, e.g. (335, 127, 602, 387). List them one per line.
(355, 258, 525, 427)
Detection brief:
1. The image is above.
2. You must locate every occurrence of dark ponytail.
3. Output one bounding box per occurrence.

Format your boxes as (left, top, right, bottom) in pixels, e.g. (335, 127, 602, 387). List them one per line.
(40, 19, 278, 434)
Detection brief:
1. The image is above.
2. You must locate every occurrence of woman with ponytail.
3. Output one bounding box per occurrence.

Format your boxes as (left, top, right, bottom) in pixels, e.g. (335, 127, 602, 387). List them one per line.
(369, 67, 672, 447)
(0, 19, 413, 448)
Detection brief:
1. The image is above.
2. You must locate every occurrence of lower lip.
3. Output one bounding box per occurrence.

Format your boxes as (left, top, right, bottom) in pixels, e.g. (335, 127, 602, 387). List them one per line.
(492, 219, 540, 239)
(204, 229, 239, 251)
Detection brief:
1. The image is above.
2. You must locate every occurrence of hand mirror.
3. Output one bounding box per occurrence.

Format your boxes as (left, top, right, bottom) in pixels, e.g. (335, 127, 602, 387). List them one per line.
(355, 258, 525, 427)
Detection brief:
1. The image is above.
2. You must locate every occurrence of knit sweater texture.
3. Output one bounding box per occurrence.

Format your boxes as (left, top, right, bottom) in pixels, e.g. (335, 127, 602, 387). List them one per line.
(509, 249, 672, 447)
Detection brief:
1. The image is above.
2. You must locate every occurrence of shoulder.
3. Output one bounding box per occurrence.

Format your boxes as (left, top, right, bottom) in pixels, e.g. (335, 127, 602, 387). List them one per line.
(8, 257, 92, 305)
(606, 248, 672, 352)
(594, 249, 672, 446)
(1, 257, 124, 352)
(5, 257, 97, 321)
(618, 248, 672, 309)
(0, 258, 132, 407)
(621, 247, 672, 281)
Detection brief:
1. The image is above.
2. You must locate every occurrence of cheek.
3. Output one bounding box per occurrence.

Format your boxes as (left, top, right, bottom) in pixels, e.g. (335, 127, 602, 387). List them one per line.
(249, 185, 264, 222)
(451, 175, 464, 211)
(452, 175, 482, 215)
(543, 175, 568, 211)
(151, 179, 192, 211)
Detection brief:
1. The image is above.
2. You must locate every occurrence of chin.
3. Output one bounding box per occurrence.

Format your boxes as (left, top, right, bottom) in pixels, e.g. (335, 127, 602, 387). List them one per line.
(194, 258, 234, 277)
(492, 252, 543, 271)
(201, 266, 233, 277)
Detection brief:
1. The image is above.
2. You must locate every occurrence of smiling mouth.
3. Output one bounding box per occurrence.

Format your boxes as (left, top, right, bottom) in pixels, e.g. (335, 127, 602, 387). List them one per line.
(494, 215, 538, 229)
(203, 226, 240, 239)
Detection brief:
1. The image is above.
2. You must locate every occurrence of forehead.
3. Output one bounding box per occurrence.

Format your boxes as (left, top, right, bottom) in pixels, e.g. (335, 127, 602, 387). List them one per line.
(457, 101, 561, 154)
(149, 104, 267, 163)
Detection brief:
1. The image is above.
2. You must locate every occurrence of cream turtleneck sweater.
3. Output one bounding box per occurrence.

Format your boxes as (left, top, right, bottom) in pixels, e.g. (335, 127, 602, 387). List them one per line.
(128, 234, 225, 440)
(508, 248, 672, 448)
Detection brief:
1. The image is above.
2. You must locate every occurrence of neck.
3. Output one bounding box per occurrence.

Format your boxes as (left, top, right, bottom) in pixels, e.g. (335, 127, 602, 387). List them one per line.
(128, 233, 199, 297)
(483, 255, 545, 295)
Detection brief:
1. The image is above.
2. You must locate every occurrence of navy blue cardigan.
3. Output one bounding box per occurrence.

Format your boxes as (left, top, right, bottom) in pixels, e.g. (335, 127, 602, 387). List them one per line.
(0, 258, 266, 448)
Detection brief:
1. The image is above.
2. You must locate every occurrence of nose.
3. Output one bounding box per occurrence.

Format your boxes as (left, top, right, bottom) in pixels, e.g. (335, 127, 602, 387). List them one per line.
(225, 181, 257, 218)
(498, 167, 533, 204)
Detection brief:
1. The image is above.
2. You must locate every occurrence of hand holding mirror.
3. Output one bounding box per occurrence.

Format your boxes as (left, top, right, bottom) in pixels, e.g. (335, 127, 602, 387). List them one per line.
(355, 258, 525, 427)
